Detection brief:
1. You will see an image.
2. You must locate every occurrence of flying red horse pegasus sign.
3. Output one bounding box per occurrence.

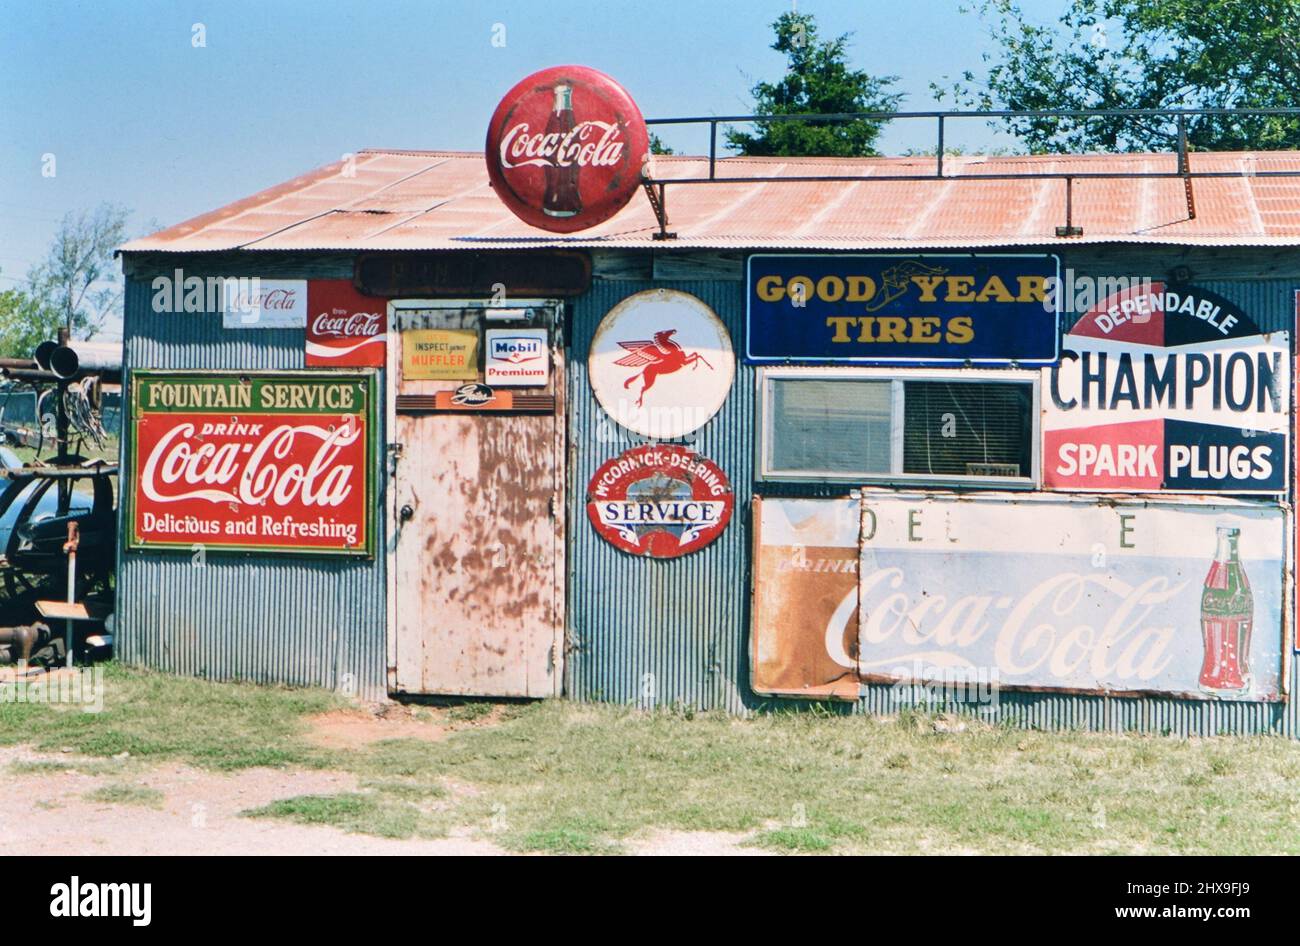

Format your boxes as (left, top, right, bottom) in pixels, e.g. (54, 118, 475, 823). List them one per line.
(589, 289, 735, 440)
(615, 329, 715, 407)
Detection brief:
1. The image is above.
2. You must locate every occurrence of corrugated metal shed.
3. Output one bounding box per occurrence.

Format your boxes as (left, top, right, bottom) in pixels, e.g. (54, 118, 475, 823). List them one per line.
(121, 150, 1300, 253)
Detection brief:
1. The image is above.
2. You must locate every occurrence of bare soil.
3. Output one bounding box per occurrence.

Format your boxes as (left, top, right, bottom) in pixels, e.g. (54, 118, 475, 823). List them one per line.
(0, 746, 761, 856)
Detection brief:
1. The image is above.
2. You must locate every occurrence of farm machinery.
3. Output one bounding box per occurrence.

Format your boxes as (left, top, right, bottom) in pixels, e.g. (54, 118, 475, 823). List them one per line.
(0, 332, 119, 668)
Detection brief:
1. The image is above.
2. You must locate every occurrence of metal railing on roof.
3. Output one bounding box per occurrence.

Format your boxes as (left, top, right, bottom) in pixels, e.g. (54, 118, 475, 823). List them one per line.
(639, 106, 1300, 239)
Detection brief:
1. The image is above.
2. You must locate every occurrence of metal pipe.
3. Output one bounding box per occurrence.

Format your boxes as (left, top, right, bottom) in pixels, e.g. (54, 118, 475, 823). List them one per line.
(50, 341, 122, 378)
(2, 368, 62, 383)
(644, 105, 1300, 125)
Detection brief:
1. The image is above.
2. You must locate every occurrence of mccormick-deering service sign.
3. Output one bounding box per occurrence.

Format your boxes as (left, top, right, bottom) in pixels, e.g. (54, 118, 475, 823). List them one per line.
(128, 371, 376, 556)
(746, 254, 1060, 364)
(586, 444, 734, 558)
(1043, 284, 1289, 493)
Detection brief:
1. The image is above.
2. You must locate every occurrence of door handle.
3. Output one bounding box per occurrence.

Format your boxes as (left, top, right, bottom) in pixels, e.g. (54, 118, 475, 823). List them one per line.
(399, 504, 414, 522)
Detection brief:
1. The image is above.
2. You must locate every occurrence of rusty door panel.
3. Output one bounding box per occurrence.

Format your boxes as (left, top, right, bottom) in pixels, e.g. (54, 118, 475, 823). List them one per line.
(392, 304, 564, 697)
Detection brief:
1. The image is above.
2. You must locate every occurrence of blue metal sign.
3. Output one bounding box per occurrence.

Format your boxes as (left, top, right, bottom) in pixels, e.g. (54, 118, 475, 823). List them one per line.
(746, 254, 1060, 364)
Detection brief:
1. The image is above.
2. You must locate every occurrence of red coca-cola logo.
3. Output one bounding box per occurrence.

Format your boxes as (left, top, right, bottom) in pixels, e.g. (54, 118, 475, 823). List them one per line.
(306, 280, 387, 367)
(311, 311, 383, 339)
(133, 411, 370, 552)
(485, 65, 649, 233)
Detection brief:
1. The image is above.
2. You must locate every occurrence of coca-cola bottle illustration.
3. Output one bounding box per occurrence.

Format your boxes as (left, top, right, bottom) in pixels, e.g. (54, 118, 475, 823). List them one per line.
(543, 83, 582, 218)
(1199, 525, 1253, 694)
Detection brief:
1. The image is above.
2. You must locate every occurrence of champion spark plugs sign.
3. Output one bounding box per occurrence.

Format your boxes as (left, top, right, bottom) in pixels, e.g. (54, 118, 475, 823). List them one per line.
(128, 371, 376, 556)
(586, 445, 734, 558)
(1043, 284, 1289, 493)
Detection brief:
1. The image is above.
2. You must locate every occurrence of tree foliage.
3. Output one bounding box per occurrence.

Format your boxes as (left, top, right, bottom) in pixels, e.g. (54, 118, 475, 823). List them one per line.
(727, 12, 902, 157)
(0, 203, 128, 358)
(940, 0, 1300, 153)
(0, 284, 57, 360)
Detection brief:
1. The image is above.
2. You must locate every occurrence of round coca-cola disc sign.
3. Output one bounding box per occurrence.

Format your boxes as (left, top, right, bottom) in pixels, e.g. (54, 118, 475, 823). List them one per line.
(486, 65, 649, 233)
(586, 445, 734, 559)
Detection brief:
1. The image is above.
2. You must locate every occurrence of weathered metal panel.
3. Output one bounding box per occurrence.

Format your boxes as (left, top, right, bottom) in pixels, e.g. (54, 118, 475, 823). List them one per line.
(751, 493, 1287, 701)
(119, 150, 1300, 254)
(116, 261, 387, 700)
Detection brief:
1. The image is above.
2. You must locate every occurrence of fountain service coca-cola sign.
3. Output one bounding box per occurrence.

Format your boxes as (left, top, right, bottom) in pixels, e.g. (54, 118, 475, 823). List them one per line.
(128, 371, 376, 556)
(485, 65, 649, 233)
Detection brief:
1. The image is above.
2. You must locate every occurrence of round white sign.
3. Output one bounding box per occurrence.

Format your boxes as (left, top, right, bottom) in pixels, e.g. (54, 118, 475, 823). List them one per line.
(589, 289, 735, 440)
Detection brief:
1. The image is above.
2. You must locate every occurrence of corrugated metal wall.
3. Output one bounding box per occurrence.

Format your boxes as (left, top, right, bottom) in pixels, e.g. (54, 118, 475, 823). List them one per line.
(116, 254, 388, 700)
(567, 279, 753, 713)
(566, 264, 1300, 734)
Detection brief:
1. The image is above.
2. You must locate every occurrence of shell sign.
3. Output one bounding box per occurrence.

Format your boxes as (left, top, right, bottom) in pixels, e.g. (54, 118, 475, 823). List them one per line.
(485, 65, 650, 232)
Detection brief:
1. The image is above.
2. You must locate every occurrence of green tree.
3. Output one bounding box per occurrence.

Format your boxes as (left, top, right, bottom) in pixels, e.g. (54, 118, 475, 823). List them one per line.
(941, 0, 1300, 153)
(649, 133, 676, 155)
(727, 12, 902, 157)
(0, 282, 58, 359)
(31, 203, 129, 336)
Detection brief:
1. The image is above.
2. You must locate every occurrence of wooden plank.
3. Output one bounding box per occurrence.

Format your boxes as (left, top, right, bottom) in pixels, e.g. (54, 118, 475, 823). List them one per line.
(35, 600, 110, 621)
(653, 251, 744, 281)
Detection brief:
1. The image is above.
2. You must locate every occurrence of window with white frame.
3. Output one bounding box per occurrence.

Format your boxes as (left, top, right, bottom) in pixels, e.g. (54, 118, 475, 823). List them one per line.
(757, 368, 1039, 485)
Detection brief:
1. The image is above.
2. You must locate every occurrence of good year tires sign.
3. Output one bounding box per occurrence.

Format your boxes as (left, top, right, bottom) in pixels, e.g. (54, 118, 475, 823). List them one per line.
(127, 370, 377, 556)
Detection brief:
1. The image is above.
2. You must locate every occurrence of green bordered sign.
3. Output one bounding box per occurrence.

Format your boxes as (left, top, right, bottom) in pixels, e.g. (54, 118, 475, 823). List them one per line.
(127, 370, 377, 556)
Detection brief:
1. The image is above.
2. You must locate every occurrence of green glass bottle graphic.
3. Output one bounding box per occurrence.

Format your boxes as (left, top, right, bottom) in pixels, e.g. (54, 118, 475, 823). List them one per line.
(1199, 526, 1252, 693)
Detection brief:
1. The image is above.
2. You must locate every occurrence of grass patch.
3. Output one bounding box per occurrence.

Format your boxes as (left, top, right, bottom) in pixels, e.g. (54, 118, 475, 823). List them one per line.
(85, 782, 164, 809)
(0, 663, 343, 770)
(4, 665, 1300, 854)
(243, 792, 438, 840)
(749, 827, 834, 852)
(446, 702, 494, 723)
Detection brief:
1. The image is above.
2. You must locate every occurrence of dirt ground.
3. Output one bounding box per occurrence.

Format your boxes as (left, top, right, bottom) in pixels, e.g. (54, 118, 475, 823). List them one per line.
(0, 726, 765, 856)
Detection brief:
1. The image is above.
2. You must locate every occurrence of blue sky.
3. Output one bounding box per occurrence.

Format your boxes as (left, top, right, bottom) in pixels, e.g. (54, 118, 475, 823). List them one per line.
(0, 0, 1052, 304)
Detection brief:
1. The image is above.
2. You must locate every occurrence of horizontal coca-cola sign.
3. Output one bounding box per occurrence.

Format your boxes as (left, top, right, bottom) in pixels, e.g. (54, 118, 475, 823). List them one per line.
(751, 493, 1285, 702)
(306, 280, 386, 367)
(128, 371, 376, 556)
(485, 65, 649, 232)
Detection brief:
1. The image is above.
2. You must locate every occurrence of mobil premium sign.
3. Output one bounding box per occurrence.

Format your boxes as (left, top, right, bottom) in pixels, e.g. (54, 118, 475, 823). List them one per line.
(1043, 284, 1289, 493)
(746, 254, 1060, 364)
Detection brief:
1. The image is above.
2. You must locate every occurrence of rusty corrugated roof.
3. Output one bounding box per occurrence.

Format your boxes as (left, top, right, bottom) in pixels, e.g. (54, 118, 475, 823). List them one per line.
(120, 149, 1300, 252)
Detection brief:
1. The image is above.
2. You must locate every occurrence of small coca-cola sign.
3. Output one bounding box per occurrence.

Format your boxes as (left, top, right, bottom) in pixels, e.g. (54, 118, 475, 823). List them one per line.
(485, 65, 649, 233)
(306, 280, 387, 368)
